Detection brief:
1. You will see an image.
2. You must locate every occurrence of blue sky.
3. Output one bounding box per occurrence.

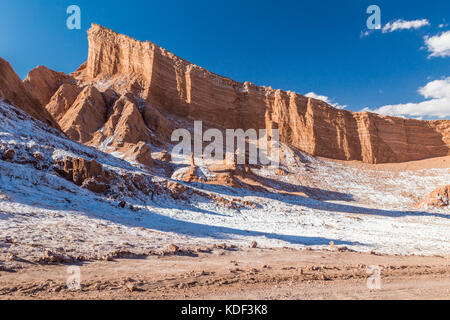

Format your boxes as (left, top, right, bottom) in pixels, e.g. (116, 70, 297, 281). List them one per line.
(1, 0, 449, 118)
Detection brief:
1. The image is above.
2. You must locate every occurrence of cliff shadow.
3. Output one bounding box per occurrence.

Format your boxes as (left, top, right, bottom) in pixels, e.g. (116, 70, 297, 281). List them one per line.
(3, 189, 366, 248)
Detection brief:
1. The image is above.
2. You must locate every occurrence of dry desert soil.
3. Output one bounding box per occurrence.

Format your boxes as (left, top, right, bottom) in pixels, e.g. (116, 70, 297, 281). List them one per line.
(1, 247, 449, 300)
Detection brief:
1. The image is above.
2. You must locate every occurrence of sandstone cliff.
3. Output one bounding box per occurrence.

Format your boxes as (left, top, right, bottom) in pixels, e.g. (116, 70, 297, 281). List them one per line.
(73, 23, 449, 164)
(0, 58, 59, 129)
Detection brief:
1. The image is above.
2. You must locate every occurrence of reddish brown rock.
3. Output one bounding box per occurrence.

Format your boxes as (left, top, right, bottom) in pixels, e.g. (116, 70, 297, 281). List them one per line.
(0, 57, 59, 129)
(55, 157, 112, 190)
(74, 24, 450, 164)
(154, 150, 171, 162)
(1, 149, 15, 162)
(124, 142, 153, 167)
(167, 181, 189, 199)
(32, 152, 45, 162)
(82, 178, 109, 194)
(142, 103, 175, 139)
(417, 185, 450, 208)
(167, 244, 179, 253)
(23, 65, 72, 107)
(90, 95, 151, 148)
(58, 86, 107, 143)
(72, 158, 108, 185)
(45, 83, 82, 122)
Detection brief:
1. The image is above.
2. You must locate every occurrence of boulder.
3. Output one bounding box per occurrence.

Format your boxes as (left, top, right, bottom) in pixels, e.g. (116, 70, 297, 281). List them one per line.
(1, 149, 15, 162)
(125, 142, 153, 167)
(73, 24, 450, 164)
(45, 83, 81, 122)
(417, 185, 450, 208)
(23, 65, 72, 107)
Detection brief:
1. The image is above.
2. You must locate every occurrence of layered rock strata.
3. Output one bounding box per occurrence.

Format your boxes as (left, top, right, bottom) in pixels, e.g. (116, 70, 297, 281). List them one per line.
(73, 23, 449, 164)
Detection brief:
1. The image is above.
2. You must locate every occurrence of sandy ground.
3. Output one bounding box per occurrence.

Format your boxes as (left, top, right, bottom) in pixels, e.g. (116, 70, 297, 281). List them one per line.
(1, 247, 449, 300)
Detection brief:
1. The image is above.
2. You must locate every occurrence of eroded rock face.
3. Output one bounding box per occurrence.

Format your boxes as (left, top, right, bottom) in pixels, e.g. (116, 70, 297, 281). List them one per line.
(417, 185, 450, 208)
(1, 149, 15, 162)
(24, 66, 72, 107)
(54, 157, 112, 193)
(3, 24, 449, 166)
(58, 85, 107, 143)
(0, 58, 59, 129)
(124, 141, 153, 167)
(90, 94, 150, 148)
(45, 83, 82, 122)
(74, 23, 450, 164)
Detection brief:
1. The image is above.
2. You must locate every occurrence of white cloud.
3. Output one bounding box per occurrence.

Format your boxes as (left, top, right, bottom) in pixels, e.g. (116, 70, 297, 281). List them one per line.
(425, 31, 450, 58)
(363, 78, 450, 119)
(382, 19, 430, 33)
(305, 92, 347, 110)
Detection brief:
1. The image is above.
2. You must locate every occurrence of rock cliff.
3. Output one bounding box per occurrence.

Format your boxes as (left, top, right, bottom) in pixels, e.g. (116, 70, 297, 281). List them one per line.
(2, 24, 448, 165)
(0, 58, 59, 129)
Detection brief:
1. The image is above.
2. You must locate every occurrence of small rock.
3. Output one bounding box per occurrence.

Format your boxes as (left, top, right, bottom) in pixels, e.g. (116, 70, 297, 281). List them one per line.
(168, 244, 179, 253)
(125, 282, 137, 292)
(33, 151, 45, 161)
(2, 149, 15, 162)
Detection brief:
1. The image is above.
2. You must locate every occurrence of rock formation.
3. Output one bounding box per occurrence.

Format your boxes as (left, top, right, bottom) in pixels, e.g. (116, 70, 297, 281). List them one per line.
(24, 66, 73, 107)
(44, 83, 81, 122)
(0, 58, 59, 129)
(417, 185, 450, 208)
(124, 141, 153, 167)
(71, 23, 449, 164)
(1, 24, 449, 165)
(58, 85, 107, 143)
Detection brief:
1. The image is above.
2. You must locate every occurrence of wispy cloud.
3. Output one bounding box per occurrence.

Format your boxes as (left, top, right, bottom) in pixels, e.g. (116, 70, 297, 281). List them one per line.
(363, 78, 450, 119)
(305, 92, 347, 110)
(425, 31, 450, 58)
(382, 19, 430, 33)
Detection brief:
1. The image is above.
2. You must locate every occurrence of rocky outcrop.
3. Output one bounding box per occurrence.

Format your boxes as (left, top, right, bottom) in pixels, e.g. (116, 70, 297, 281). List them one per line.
(0, 58, 59, 129)
(90, 94, 151, 148)
(24, 66, 73, 107)
(74, 23, 450, 164)
(45, 83, 82, 121)
(58, 85, 107, 143)
(124, 141, 153, 167)
(3, 24, 448, 165)
(54, 157, 112, 193)
(1, 149, 15, 162)
(417, 185, 450, 208)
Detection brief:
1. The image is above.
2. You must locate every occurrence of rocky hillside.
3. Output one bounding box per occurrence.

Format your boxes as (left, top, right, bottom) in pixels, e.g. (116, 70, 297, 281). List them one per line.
(0, 98, 449, 263)
(1, 24, 448, 165)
